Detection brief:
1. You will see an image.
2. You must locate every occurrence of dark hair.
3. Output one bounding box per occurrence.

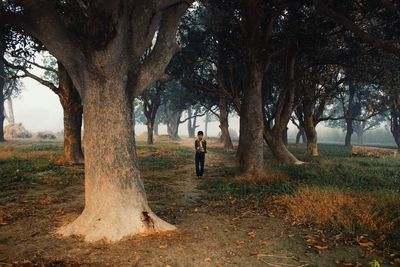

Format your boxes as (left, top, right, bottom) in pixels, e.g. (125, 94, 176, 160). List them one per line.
(197, 131, 204, 136)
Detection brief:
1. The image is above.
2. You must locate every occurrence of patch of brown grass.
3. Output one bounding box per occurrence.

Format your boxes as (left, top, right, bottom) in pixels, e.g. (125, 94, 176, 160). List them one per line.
(273, 186, 400, 237)
(238, 167, 289, 184)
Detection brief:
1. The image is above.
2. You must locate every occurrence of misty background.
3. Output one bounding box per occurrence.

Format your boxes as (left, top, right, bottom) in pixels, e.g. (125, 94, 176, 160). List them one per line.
(8, 75, 397, 147)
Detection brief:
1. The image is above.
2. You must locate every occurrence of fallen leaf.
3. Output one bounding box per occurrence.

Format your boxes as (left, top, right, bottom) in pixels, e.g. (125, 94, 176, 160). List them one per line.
(247, 231, 256, 238)
(358, 241, 374, 248)
(159, 244, 168, 249)
(314, 245, 329, 250)
(204, 257, 211, 262)
(250, 249, 258, 255)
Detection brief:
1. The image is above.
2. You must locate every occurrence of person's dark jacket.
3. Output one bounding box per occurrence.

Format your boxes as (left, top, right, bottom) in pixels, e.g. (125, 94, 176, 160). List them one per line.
(195, 139, 207, 153)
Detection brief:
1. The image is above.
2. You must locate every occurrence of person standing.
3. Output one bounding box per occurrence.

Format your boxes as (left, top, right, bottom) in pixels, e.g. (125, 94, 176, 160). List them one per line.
(195, 131, 207, 178)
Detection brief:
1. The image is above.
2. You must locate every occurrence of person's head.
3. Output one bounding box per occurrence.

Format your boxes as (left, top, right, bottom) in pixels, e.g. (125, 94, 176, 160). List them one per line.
(197, 131, 204, 140)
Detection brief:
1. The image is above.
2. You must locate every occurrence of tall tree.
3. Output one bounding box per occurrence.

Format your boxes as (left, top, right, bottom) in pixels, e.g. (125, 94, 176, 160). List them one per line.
(1, 0, 192, 242)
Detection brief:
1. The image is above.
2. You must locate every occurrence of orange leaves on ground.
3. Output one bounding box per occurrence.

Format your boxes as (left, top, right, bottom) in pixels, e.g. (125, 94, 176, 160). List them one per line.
(247, 231, 256, 238)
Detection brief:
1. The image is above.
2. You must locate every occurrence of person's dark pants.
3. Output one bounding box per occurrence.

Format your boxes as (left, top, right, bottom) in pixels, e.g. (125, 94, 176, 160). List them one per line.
(195, 152, 205, 177)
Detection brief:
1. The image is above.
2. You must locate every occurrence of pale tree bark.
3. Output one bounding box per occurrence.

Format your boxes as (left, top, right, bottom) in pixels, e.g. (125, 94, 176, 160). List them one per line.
(165, 104, 182, 140)
(218, 97, 234, 149)
(2, 0, 191, 242)
(58, 63, 84, 164)
(204, 112, 209, 138)
(303, 95, 319, 156)
(187, 106, 199, 138)
(6, 98, 15, 124)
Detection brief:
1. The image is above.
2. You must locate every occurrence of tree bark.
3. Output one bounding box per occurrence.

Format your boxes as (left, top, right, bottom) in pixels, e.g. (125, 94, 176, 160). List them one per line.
(390, 93, 400, 150)
(237, 61, 264, 175)
(58, 63, 84, 164)
(344, 82, 356, 147)
(295, 129, 306, 144)
(219, 97, 234, 149)
(6, 99, 15, 124)
(303, 97, 319, 156)
(57, 75, 175, 242)
(147, 123, 154, 144)
(0, 49, 5, 142)
(282, 127, 288, 147)
(166, 107, 181, 140)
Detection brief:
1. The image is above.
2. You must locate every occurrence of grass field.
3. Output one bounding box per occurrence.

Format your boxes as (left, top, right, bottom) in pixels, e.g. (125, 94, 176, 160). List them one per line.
(0, 139, 399, 266)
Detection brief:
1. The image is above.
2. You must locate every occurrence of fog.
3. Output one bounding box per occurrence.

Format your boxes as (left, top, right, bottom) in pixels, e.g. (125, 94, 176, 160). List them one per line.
(8, 77, 397, 147)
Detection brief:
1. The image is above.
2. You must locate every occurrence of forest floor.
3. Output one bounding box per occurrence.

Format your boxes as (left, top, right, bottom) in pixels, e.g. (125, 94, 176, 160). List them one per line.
(0, 137, 399, 267)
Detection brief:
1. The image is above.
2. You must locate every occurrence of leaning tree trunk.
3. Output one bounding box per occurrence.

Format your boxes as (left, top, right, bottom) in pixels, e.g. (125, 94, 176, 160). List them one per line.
(57, 76, 174, 242)
(58, 63, 84, 164)
(0, 50, 5, 142)
(219, 97, 234, 149)
(236, 62, 264, 176)
(264, 127, 302, 164)
(282, 128, 288, 147)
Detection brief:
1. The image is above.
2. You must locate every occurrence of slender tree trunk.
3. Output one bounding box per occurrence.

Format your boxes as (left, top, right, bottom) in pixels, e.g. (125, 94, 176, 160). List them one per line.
(345, 119, 353, 147)
(147, 122, 154, 144)
(58, 63, 84, 164)
(204, 112, 209, 138)
(237, 62, 264, 175)
(7, 99, 15, 124)
(296, 128, 306, 144)
(154, 121, 159, 136)
(390, 94, 400, 150)
(304, 98, 319, 156)
(57, 75, 174, 242)
(166, 109, 181, 140)
(304, 122, 318, 156)
(219, 97, 234, 149)
(356, 131, 364, 145)
(0, 49, 6, 142)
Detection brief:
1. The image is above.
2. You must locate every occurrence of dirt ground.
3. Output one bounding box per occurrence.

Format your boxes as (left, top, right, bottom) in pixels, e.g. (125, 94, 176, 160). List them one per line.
(0, 139, 392, 267)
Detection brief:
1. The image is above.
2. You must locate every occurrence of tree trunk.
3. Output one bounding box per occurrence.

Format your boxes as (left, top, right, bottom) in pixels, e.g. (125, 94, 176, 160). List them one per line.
(345, 119, 353, 147)
(147, 122, 154, 144)
(219, 97, 234, 149)
(166, 109, 181, 140)
(264, 131, 301, 164)
(356, 131, 364, 145)
(390, 94, 400, 150)
(236, 63, 264, 176)
(57, 76, 174, 242)
(295, 129, 306, 144)
(0, 49, 5, 142)
(304, 123, 319, 156)
(303, 97, 319, 156)
(282, 127, 288, 147)
(154, 121, 159, 136)
(6, 98, 15, 124)
(58, 63, 84, 164)
(204, 112, 209, 138)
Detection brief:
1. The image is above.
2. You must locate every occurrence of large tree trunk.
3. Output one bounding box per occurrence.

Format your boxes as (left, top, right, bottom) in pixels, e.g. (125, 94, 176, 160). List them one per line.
(58, 63, 84, 164)
(0, 49, 5, 142)
(57, 76, 174, 242)
(219, 97, 234, 149)
(264, 127, 302, 164)
(236, 62, 264, 176)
